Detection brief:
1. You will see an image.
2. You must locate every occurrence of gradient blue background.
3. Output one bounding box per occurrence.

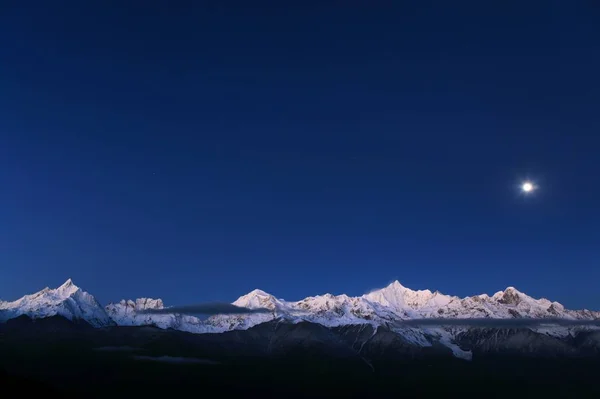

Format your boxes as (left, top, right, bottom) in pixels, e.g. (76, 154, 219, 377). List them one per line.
(1, 1, 599, 308)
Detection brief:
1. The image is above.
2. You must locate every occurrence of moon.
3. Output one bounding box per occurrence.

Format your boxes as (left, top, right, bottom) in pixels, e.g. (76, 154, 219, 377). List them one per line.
(521, 181, 535, 193)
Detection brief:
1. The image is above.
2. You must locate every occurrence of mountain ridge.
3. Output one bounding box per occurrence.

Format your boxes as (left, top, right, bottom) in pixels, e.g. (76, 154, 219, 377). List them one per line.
(2, 278, 599, 360)
(0, 279, 114, 327)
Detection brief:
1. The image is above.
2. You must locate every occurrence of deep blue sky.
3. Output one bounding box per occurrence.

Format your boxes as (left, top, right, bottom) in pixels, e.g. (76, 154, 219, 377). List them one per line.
(1, 1, 599, 309)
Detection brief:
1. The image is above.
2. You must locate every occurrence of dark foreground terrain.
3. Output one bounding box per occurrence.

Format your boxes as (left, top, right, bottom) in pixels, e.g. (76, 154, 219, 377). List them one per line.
(1, 316, 600, 398)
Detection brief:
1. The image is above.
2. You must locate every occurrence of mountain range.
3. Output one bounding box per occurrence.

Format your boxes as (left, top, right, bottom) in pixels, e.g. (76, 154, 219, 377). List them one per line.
(2, 278, 600, 360)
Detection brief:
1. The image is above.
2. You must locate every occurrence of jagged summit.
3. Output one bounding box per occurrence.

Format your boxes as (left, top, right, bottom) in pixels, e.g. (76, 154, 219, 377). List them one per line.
(493, 286, 522, 297)
(104, 297, 196, 330)
(62, 278, 75, 286)
(242, 288, 273, 298)
(370, 280, 408, 292)
(387, 280, 406, 289)
(233, 289, 281, 310)
(0, 279, 114, 327)
(109, 298, 165, 311)
(363, 280, 455, 312)
(55, 278, 80, 297)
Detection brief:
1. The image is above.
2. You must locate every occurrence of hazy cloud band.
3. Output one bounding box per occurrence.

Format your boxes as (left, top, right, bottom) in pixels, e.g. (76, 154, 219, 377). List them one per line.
(138, 303, 271, 315)
(137, 302, 600, 328)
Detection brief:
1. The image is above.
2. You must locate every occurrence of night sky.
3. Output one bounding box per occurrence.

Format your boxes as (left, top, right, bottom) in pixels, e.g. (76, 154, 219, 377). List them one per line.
(1, 2, 599, 309)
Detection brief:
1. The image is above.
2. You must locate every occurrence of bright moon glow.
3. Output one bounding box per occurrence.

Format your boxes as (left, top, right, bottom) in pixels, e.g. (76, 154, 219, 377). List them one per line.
(522, 182, 534, 193)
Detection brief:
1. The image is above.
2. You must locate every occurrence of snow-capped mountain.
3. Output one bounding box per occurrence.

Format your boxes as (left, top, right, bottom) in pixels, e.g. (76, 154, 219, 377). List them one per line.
(105, 280, 600, 343)
(105, 297, 211, 333)
(361, 281, 597, 321)
(0, 279, 114, 327)
(208, 280, 600, 328)
(2, 278, 599, 360)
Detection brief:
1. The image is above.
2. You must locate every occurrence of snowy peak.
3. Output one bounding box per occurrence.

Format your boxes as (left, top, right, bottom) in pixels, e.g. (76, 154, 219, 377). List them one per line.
(363, 280, 455, 312)
(61, 278, 75, 287)
(5, 278, 82, 307)
(0, 279, 114, 327)
(55, 278, 80, 298)
(123, 298, 164, 311)
(104, 297, 198, 330)
(387, 280, 406, 290)
(245, 289, 271, 297)
(493, 287, 524, 305)
(233, 289, 281, 310)
(491, 287, 560, 309)
(104, 298, 165, 322)
(295, 293, 349, 312)
(363, 280, 409, 309)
